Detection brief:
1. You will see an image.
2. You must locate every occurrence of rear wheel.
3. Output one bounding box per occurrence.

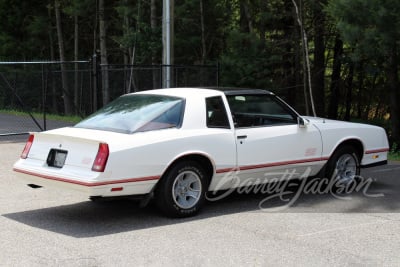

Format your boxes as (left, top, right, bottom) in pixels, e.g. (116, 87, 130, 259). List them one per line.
(156, 161, 208, 217)
(326, 145, 360, 186)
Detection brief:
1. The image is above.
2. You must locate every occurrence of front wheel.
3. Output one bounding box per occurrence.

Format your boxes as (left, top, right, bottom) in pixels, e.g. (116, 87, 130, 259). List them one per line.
(326, 146, 360, 187)
(156, 161, 208, 218)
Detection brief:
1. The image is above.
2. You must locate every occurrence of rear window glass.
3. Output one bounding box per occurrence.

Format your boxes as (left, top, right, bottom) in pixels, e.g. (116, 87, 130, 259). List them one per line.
(75, 94, 185, 134)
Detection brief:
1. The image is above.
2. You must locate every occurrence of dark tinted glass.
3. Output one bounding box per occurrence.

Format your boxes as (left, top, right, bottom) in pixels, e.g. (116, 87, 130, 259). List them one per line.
(227, 94, 296, 127)
(206, 96, 230, 128)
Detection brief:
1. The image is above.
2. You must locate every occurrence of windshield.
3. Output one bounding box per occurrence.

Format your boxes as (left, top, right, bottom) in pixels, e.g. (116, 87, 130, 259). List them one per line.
(75, 94, 185, 134)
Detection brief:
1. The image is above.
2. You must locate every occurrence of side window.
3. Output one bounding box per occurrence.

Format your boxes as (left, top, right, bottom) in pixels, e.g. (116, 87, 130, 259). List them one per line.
(227, 94, 297, 128)
(206, 96, 231, 128)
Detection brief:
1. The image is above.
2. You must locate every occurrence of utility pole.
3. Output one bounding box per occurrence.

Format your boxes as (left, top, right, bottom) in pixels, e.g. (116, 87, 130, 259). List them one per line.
(162, 0, 174, 88)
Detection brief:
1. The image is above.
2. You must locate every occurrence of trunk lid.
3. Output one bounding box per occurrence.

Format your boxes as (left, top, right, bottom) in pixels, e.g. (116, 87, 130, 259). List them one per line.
(27, 127, 111, 170)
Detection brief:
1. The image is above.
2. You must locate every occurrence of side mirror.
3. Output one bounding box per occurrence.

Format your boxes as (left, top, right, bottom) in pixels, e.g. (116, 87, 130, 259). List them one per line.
(297, 117, 309, 128)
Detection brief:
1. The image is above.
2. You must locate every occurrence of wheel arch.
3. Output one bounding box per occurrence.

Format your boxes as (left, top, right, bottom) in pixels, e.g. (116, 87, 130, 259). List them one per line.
(318, 138, 364, 178)
(330, 138, 364, 162)
(157, 152, 215, 187)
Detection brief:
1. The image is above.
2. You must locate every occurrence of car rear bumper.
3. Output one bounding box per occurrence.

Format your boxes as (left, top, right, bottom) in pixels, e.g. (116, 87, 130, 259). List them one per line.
(13, 167, 159, 197)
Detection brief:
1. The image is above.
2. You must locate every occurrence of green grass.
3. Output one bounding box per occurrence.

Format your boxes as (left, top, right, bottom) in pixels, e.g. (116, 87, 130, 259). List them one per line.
(388, 142, 400, 161)
(0, 109, 82, 123)
(389, 151, 400, 161)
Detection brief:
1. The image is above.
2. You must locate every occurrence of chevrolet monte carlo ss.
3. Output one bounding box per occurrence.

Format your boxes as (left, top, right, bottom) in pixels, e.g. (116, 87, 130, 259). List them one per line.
(13, 88, 389, 217)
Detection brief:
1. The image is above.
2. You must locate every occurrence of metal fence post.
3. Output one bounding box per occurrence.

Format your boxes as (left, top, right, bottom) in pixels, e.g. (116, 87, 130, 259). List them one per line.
(92, 53, 98, 112)
(216, 62, 220, 87)
(41, 63, 47, 130)
(159, 65, 163, 88)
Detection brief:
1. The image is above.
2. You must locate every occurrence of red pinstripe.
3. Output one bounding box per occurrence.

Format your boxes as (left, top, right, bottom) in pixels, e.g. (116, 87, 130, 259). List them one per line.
(13, 168, 160, 187)
(365, 148, 389, 154)
(16, 147, 387, 187)
(216, 157, 329, 173)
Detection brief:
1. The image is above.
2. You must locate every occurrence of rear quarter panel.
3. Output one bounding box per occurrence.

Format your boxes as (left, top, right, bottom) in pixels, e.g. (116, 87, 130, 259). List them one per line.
(104, 128, 237, 181)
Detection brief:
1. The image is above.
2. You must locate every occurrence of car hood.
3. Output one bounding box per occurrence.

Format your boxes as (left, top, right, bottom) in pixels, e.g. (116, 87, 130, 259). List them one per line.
(303, 116, 381, 129)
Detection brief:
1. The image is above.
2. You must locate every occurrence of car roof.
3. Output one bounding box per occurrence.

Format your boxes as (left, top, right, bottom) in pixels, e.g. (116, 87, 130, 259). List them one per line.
(134, 87, 274, 98)
(135, 88, 225, 98)
(209, 87, 274, 96)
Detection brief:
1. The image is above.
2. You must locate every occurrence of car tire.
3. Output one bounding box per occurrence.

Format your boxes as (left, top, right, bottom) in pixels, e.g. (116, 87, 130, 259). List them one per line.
(156, 161, 208, 218)
(325, 145, 360, 188)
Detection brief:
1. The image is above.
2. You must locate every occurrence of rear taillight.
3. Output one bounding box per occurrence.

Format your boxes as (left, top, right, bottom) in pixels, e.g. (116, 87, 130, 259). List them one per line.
(21, 134, 34, 159)
(92, 143, 109, 172)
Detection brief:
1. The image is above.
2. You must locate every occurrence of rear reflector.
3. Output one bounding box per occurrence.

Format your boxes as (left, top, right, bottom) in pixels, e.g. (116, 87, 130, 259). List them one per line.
(92, 143, 109, 172)
(21, 134, 34, 159)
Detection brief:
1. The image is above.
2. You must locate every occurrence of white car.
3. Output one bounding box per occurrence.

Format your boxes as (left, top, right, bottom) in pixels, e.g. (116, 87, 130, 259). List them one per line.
(13, 88, 389, 217)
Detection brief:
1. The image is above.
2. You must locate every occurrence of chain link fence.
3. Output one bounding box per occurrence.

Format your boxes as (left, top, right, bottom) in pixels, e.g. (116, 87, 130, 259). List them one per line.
(0, 61, 219, 136)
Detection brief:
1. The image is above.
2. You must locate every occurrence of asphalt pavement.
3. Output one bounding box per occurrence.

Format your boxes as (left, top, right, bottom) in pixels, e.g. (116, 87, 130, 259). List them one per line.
(1, 138, 400, 266)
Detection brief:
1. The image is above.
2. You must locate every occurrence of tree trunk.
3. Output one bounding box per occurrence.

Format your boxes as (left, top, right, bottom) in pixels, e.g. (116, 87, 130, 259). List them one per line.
(283, 1, 295, 107)
(327, 36, 343, 119)
(151, 0, 158, 88)
(356, 64, 365, 119)
(344, 63, 354, 121)
(387, 47, 400, 146)
(92, 0, 98, 112)
(240, 1, 252, 33)
(47, 3, 57, 113)
(54, 0, 72, 115)
(74, 14, 79, 111)
(99, 0, 109, 105)
(200, 0, 206, 64)
(291, 0, 312, 115)
(312, 1, 326, 117)
(293, 16, 302, 112)
(364, 73, 379, 120)
(122, 0, 130, 93)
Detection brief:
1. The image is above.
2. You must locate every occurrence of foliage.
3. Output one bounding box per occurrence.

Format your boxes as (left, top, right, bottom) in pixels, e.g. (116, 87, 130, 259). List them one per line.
(389, 143, 400, 161)
(327, 0, 400, 146)
(0, 0, 398, 143)
(220, 30, 273, 89)
(327, 0, 400, 62)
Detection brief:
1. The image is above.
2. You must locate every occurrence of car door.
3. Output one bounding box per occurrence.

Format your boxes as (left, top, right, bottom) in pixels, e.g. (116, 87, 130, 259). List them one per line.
(226, 93, 323, 185)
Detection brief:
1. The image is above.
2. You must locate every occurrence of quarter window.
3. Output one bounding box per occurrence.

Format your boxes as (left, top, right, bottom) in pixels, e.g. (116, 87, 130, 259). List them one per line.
(206, 96, 230, 128)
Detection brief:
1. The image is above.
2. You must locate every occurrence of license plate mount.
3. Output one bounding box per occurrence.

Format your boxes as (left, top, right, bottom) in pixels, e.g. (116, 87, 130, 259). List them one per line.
(47, 149, 68, 168)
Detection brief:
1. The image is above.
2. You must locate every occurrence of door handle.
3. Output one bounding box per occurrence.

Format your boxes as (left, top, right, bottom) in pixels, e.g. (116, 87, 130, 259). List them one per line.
(237, 135, 247, 139)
